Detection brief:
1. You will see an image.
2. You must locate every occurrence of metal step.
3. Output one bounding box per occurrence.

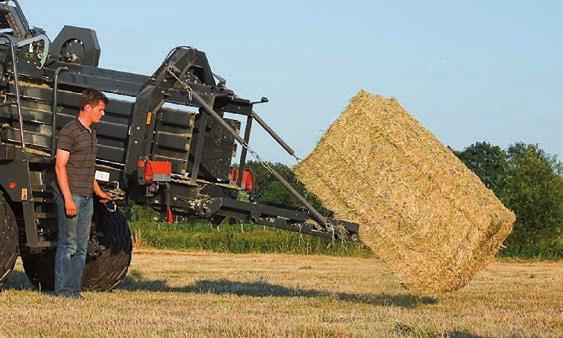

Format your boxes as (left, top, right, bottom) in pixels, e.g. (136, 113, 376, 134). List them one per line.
(31, 196, 54, 203)
(34, 212, 57, 219)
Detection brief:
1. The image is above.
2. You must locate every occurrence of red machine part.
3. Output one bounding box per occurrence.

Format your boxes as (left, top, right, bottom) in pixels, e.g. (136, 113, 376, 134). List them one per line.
(138, 158, 172, 184)
(230, 168, 254, 192)
(167, 206, 174, 223)
(138, 158, 174, 223)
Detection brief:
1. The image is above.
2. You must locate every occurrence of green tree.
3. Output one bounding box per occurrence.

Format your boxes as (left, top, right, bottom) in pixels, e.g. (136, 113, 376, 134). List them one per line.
(454, 142, 508, 195)
(499, 143, 562, 258)
(454, 142, 562, 258)
(244, 160, 331, 215)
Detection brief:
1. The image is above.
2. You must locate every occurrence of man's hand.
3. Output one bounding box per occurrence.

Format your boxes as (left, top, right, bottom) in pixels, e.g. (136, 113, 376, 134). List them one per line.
(93, 179, 111, 204)
(97, 191, 112, 204)
(64, 197, 77, 217)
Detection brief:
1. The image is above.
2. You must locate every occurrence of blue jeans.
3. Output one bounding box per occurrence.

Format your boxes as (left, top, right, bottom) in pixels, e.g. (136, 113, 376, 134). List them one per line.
(54, 194, 94, 295)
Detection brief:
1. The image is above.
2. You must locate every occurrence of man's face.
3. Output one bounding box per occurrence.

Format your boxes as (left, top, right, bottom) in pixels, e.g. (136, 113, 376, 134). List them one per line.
(84, 100, 106, 123)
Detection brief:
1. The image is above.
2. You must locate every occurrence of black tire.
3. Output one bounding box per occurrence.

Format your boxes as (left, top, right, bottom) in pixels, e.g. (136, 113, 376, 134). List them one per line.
(82, 207, 133, 291)
(21, 206, 132, 292)
(0, 195, 18, 289)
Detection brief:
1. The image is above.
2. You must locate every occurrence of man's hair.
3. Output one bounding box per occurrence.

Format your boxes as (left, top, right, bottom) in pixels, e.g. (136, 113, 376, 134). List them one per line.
(79, 89, 108, 110)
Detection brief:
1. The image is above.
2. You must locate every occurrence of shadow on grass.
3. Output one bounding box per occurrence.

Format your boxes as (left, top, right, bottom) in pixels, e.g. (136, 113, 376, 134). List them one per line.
(4, 270, 437, 308)
(118, 270, 436, 308)
(394, 323, 487, 338)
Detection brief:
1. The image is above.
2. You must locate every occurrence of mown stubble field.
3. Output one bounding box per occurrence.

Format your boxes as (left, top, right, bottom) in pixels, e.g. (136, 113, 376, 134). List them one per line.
(1, 250, 561, 337)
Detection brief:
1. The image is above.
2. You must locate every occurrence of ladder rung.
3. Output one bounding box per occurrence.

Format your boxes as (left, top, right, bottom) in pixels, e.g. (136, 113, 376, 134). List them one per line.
(34, 212, 57, 219)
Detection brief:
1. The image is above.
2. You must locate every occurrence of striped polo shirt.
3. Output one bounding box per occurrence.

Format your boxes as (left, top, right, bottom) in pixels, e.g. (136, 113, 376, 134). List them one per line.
(56, 119, 97, 196)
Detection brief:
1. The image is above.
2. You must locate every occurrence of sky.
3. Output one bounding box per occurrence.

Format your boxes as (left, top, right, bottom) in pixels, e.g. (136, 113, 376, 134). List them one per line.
(24, 1, 562, 165)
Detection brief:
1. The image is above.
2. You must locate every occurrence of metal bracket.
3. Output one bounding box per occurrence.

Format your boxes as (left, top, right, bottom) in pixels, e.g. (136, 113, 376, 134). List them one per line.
(16, 33, 50, 69)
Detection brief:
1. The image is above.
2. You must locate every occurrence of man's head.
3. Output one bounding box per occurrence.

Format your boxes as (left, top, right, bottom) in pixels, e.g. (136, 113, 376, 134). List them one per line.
(79, 89, 108, 125)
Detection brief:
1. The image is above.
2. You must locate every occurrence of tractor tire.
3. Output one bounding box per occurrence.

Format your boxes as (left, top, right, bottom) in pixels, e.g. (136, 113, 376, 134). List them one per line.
(21, 206, 132, 292)
(0, 195, 18, 289)
(82, 207, 133, 291)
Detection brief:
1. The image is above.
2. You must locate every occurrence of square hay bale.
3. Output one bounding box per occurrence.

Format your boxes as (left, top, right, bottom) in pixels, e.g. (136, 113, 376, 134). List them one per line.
(294, 90, 515, 295)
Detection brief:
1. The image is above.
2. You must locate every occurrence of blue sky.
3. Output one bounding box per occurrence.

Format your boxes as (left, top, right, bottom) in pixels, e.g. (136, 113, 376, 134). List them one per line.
(25, 1, 562, 164)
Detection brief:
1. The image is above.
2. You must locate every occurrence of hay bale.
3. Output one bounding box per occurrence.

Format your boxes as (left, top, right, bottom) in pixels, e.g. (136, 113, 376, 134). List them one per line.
(294, 90, 515, 295)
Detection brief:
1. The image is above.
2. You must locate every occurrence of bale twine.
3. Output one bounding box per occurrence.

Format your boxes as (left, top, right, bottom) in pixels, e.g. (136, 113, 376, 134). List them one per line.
(294, 90, 515, 295)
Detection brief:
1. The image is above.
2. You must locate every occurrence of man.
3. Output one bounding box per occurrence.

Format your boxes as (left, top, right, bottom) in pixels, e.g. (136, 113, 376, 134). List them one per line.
(54, 88, 111, 298)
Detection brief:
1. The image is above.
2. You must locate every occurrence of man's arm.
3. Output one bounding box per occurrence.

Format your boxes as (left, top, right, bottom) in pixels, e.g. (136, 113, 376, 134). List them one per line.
(93, 179, 111, 204)
(55, 149, 77, 217)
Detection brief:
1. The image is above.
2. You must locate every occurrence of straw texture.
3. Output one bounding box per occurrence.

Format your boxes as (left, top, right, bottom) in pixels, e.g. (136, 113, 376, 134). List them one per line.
(294, 90, 515, 295)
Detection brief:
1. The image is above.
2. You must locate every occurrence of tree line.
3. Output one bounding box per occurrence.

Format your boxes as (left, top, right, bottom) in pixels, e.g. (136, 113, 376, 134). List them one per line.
(245, 142, 562, 259)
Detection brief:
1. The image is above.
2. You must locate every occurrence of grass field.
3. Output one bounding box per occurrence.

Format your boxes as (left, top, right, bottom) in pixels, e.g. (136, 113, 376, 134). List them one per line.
(129, 219, 373, 257)
(1, 250, 561, 337)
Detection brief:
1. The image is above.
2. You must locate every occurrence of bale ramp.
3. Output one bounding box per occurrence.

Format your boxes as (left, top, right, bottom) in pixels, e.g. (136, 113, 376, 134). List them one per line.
(294, 90, 515, 295)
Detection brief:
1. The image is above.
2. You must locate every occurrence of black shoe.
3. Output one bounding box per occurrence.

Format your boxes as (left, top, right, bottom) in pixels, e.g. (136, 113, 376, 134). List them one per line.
(69, 292, 85, 300)
(55, 292, 84, 299)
